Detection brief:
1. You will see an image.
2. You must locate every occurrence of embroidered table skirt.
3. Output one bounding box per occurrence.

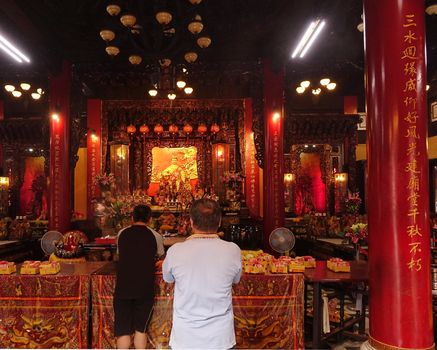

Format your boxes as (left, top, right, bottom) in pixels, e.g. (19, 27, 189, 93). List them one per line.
(92, 264, 304, 349)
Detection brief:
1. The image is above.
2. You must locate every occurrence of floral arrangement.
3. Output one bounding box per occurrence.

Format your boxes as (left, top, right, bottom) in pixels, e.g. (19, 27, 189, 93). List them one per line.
(221, 171, 245, 185)
(344, 191, 362, 214)
(344, 223, 368, 245)
(105, 192, 152, 229)
(94, 173, 116, 190)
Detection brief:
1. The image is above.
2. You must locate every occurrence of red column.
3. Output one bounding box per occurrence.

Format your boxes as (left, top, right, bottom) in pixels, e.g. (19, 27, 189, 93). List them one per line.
(263, 60, 285, 252)
(48, 62, 71, 232)
(0, 101, 4, 172)
(244, 98, 261, 219)
(364, 1, 434, 349)
(87, 99, 102, 220)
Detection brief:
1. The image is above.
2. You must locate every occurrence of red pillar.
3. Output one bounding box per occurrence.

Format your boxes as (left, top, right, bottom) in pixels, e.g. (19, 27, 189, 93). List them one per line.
(0, 101, 4, 172)
(244, 98, 261, 219)
(364, 1, 434, 348)
(263, 60, 285, 252)
(87, 99, 102, 220)
(48, 62, 71, 232)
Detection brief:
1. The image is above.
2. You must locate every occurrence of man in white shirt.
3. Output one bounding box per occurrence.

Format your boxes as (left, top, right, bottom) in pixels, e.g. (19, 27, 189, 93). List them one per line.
(163, 199, 242, 350)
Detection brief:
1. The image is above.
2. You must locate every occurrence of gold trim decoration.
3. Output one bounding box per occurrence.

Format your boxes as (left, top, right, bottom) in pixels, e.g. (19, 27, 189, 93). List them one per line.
(369, 335, 435, 350)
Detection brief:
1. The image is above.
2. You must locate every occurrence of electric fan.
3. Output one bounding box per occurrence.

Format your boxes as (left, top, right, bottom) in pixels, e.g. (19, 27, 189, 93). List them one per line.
(269, 227, 296, 255)
(40, 230, 63, 255)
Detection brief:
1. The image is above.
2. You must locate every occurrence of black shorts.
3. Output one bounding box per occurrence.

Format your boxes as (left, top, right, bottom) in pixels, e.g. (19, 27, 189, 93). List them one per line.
(113, 298, 154, 337)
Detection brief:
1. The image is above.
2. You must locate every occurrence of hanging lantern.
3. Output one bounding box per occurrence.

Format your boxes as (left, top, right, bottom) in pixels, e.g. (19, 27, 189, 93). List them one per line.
(197, 123, 207, 134)
(210, 123, 220, 134)
(127, 124, 137, 134)
(183, 123, 193, 134)
(139, 124, 149, 134)
(154, 124, 164, 135)
(106, 4, 121, 16)
(105, 46, 120, 56)
(128, 55, 142, 65)
(100, 29, 115, 42)
(188, 15, 203, 34)
(184, 51, 198, 63)
(197, 35, 212, 48)
(159, 58, 172, 67)
(120, 14, 136, 27)
(155, 11, 172, 25)
(188, 0, 202, 4)
(169, 124, 179, 134)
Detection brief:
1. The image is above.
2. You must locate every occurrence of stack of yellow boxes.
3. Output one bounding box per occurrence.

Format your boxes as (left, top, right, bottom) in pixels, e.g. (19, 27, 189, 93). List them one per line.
(0, 261, 16, 274)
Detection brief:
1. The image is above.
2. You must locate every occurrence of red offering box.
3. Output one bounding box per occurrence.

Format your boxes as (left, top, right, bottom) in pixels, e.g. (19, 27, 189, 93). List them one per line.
(95, 237, 117, 245)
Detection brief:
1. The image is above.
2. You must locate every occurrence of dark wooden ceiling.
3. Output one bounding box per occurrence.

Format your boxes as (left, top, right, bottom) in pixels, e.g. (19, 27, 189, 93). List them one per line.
(0, 0, 436, 117)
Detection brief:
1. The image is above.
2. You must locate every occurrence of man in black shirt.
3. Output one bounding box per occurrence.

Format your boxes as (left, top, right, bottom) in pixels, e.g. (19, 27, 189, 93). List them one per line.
(114, 205, 157, 349)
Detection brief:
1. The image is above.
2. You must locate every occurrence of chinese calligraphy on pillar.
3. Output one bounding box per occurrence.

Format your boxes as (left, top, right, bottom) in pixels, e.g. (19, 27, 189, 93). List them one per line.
(244, 99, 260, 218)
(87, 99, 102, 219)
(401, 14, 424, 272)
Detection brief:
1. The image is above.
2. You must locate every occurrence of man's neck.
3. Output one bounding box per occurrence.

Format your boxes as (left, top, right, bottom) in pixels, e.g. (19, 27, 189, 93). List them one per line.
(132, 221, 147, 226)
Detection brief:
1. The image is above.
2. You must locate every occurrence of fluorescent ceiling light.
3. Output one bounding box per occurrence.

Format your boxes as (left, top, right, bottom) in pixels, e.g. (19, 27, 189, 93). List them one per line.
(291, 19, 326, 59)
(0, 33, 30, 63)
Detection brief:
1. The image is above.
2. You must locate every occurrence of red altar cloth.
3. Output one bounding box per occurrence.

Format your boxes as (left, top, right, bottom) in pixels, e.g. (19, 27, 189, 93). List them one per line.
(91, 263, 304, 349)
(0, 262, 105, 349)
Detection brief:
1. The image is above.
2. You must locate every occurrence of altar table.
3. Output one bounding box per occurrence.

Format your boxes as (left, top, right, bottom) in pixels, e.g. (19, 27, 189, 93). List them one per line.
(0, 262, 106, 348)
(91, 262, 305, 349)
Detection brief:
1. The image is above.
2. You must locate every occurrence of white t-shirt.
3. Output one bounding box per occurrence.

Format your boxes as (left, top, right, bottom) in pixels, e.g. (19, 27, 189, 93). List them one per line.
(163, 235, 242, 350)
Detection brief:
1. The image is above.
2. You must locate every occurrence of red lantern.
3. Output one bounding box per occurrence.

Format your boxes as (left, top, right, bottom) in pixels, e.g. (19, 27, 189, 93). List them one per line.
(127, 124, 136, 134)
(197, 123, 207, 134)
(210, 123, 220, 134)
(183, 123, 193, 134)
(169, 123, 179, 134)
(139, 124, 149, 134)
(154, 123, 164, 135)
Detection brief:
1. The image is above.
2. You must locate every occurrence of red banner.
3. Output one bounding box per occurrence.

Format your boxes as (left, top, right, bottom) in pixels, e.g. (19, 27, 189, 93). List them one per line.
(244, 99, 260, 218)
(87, 99, 102, 220)
(364, 0, 434, 347)
(263, 61, 285, 250)
(49, 62, 71, 232)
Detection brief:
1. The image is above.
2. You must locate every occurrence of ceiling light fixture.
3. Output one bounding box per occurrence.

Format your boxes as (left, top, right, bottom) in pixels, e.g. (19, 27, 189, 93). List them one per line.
(20, 83, 31, 90)
(291, 19, 326, 59)
(0, 33, 30, 63)
(184, 86, 193, 94)
(11, 90, 22, 98)
(426, 1, 437, 15)
(4, 84, 15, 92)
(427, 84, 430, 91)
(295, 78, 336, 95)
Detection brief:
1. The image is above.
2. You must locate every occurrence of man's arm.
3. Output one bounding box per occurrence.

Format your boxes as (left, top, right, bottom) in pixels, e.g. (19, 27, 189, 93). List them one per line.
(232, 246, 242, 284)
(162, 251, 174, 283)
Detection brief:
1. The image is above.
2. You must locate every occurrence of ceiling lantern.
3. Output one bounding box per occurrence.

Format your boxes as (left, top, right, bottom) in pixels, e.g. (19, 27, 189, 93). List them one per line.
(148, 87, 158, 97)
(184, 86, 193, 94)
(197, 123, 207, 134)
(197, 35, 211, 48)
(188, 15, 203, 34)
(183, 123, 193, 134)
(128, 55, 142, 65)
(106, 4, 121, 16)
(120, 14, 136, 27)
(184, 51, 198, 63)
(105, 46, 120, 56)
(159, 58, 172, 67)
(127, 124, 137, 134)
(20, 83, 31, 90)
(100, 29, 115, 42)
(4, 84, 15, 92)
(210, 123, 220, 134)
(169, 124, 179, 134)
(188, 0, 202, 4)
(155, 11, 172, 25)
(139, 124, 149, 134)
(154, 124, 164, 135)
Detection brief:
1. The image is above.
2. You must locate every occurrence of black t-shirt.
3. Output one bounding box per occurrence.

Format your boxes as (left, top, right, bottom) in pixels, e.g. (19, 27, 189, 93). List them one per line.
(114, 224, 157, 299)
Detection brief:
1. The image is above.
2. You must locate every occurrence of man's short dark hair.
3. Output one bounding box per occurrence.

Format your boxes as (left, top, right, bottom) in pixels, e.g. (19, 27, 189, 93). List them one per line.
(133, 205, 152, 223)
(190, 199, 221, 232)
